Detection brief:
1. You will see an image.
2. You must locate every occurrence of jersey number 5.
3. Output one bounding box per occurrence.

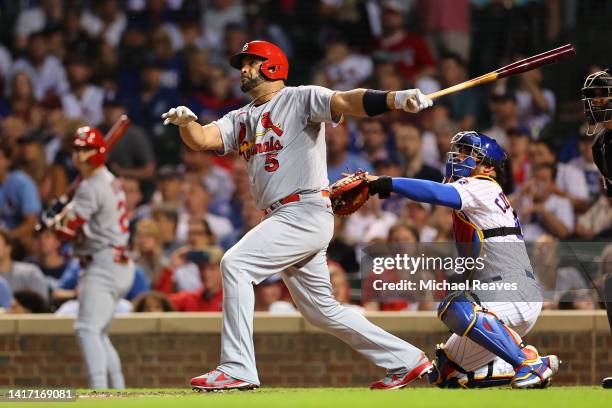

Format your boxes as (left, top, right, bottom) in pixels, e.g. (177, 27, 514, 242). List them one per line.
(264, 153, 279, 172)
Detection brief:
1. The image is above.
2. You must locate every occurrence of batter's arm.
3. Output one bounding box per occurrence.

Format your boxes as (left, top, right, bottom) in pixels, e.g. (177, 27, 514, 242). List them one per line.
(331, 88, 432, 118)
(162, 106, 224, 151)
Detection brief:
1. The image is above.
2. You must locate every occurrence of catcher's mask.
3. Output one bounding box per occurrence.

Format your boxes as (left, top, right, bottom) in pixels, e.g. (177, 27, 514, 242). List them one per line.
(582, 69, 612, 135)
(445, 131, 506, 182)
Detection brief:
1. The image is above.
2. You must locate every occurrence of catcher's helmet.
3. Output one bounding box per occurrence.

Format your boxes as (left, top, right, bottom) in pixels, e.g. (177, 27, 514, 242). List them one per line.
(230, 40, 288, 81)
(445, 131, 507, 181)
(582, 69, 611, 135)
(73, 126, 107, 167)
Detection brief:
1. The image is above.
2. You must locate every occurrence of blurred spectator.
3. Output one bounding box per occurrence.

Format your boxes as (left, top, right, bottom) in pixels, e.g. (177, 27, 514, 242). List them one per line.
(507, 126, 532, 189)
(392, 124, 443, 181)
(180, 146, 234, 202)
(1, 115, 28, 152)
(49, 119, 85, 199)
(132, 219, 168, 286)
(516, 163, 574, 241)
(202, 0, 246, 52)
(356, 118, 390, 163)
(38, 94, 66, 164)
(514, 69, 556, 137)
(532, 235, 593, 309)
(317, 37, 373, 91)
(254, 274, 296, 313)
(417, 0, 470, 60)
(328, 260, 364, 314)
(13, 0, 64, 50)
(0, 276, 11, 311)
(401, 201, 437, 242)
(430, 206, 454, 242)
(149, 26, 184, 90)
(62, 7, 98, 60)
(150, 165, 184, 209)
(373, 0, 436, 83)
(328, 216, 359, 275)
(121, 177, 146, 226)
(176, 180, 232, 243)
(7, 73, 41, 125)
(326, 123, 373, 183)
(437, 53, 481, 130)
(11, 31, 69, 100)
(151, 205, 182, 255)
(209, 158, 250, 230)
(574, 196, 612, 240)
(485, 93, 522, 149)
(28, 228, 72, 288)
(103, 93, 156, 181)
(344, 196, 397, 245)
(0, 45, 12, 101)
(187, 66, 244, 123)
(0, 229, 49, 302)
(528, 140, 590, 213)
(61, 54, 104, 126)
(0, 145, 42, 249)
(132, 291, 175, 312)
(80, 0, 127, 47)
(9, 289, 49, 314)
(570, 132, 604, 203)
(169, 249, 224, 312)
(124, 62, 180, 138)
(373, 158, 405, 216)
(220, 198, 262, 250)
(16, 132, 53, 205)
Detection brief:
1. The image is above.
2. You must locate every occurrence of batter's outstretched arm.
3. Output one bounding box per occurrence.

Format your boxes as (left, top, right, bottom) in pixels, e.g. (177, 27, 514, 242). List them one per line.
(369, 176, 462, 209)
(331, 88, 433, 118)
(162, 106, 224, 151)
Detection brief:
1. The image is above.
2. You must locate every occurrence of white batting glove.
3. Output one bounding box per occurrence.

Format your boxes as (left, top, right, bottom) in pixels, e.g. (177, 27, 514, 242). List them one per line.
(394, 89, 433, 113)
(161, 106, 198, 127)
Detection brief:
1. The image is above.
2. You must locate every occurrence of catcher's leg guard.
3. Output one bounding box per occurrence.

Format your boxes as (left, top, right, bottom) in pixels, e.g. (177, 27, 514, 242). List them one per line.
(428, 345, 514, 389)
(437, 292, 527, 368)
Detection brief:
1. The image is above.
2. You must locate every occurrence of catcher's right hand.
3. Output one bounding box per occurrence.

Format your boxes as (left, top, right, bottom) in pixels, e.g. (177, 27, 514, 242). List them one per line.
(162, 106, 198, 127)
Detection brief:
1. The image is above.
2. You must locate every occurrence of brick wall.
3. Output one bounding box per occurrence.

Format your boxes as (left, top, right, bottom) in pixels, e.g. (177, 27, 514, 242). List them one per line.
(1, 311, 610, 388)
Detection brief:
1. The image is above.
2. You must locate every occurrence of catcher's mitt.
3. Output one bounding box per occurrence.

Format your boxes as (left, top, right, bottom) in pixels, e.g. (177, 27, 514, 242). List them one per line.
(329, 171, 370, 216)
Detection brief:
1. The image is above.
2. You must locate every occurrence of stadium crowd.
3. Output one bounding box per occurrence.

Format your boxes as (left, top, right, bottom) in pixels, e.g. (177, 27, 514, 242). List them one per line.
(0, 0, 610, 315)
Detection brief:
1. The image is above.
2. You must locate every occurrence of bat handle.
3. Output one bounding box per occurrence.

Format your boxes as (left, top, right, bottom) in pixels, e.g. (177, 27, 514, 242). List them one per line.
(427, 72, 499, 100)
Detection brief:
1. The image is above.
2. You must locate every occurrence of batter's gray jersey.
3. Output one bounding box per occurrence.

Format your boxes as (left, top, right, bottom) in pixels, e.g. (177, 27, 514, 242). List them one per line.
(72, 166, 129, 256)
(214, 86, 339, 209)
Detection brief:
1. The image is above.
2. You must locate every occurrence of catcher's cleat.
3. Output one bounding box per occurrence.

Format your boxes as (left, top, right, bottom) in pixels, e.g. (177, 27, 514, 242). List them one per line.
(603, 377, 612, 389)
(370, 354, 433, 390)
(190, 369, 258, 392)
(511, 346, 560, 389)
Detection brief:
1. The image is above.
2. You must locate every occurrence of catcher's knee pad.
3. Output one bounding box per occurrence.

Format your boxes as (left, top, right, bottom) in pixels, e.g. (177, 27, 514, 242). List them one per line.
(438, 292, 526, 368)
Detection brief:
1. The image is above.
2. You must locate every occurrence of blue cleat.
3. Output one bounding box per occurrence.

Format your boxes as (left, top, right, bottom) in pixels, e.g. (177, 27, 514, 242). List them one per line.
(511, 346, 560, 389)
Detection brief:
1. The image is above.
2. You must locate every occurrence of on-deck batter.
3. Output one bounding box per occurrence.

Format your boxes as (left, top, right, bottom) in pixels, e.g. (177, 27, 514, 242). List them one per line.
(162, 40, 434, 391)
(52, 126, 135, 389)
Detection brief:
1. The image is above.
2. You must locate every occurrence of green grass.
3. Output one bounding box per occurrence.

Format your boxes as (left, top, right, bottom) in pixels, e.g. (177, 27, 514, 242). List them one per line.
(10, 387, 611, 408)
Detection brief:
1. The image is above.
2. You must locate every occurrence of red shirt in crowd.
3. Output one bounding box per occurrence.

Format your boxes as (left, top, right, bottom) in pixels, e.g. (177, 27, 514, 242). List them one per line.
(375, 32, 435, 82)
(169, 288, 223, 312)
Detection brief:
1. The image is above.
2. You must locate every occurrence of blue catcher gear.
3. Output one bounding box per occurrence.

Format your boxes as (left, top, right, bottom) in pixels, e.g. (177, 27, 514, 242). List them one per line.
(437, 292, 528, 368)
(445, 131, 507, 181)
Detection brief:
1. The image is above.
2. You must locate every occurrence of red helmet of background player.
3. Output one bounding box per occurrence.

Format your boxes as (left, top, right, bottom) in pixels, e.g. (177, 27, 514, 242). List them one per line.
(72, 126, 107, 167)
(230, 40, 289, 81)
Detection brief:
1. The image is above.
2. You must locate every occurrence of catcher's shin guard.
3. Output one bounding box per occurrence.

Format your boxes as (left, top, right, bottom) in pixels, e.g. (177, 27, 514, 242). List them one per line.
(438, 292, 528, 368)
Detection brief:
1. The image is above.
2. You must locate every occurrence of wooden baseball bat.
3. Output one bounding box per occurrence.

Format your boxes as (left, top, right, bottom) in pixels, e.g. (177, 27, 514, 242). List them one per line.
(427, 44, 576, 100)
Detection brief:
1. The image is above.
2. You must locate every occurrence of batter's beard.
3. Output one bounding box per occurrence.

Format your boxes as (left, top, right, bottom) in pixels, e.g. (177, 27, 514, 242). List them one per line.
(240, 74, 265, 93)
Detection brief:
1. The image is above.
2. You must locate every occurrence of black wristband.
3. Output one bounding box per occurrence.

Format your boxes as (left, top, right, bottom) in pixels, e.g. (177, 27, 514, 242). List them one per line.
(368, 176, 392, 198)
(363, 90, 391, 117)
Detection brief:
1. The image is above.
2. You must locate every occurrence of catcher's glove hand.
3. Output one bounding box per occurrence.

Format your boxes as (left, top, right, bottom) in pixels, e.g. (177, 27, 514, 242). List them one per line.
(329, 171, 370, 216)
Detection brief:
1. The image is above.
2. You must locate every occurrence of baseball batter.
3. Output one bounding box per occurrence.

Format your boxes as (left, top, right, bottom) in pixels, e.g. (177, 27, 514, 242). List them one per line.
(162, 40, 434, 391)
(52, 126, 135, 389)
(366, 131, 559, 388)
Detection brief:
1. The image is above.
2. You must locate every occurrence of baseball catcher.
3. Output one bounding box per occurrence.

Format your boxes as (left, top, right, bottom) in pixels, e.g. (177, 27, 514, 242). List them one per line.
(582, 69, 612, 388)
(335, 131, 560, 388)
(47, 126, 135, 389)
(162, 40, 435, 391)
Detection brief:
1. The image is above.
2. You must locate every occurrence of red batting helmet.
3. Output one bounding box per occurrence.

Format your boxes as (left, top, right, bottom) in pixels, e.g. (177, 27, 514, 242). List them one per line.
(230, 40, 289, 81)
(73, 126, 107, 167)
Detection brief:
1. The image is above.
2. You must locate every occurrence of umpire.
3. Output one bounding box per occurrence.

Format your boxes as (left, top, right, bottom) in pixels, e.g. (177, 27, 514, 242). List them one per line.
(582, 69, 612, 388)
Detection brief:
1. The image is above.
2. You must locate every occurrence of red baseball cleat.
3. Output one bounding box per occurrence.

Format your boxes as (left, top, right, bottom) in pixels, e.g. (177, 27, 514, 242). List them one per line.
(370, 355, 433, 390)
(190, 369, 258, 392)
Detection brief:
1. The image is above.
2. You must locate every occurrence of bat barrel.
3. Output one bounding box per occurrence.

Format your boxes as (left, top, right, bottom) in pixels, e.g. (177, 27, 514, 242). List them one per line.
(495, 44, 575, 79)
